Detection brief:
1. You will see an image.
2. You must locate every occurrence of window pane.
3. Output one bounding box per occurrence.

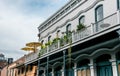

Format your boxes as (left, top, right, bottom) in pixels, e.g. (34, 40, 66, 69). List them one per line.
(79, 16, 85, 24)
(96, 5, 103, 22)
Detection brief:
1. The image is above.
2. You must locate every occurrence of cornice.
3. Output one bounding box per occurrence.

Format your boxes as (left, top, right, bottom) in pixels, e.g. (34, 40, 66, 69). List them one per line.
(38, 0, 80, 29)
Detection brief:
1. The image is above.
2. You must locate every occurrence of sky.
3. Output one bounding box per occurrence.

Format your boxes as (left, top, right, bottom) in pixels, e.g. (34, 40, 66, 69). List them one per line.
(0, 0, 69, 61)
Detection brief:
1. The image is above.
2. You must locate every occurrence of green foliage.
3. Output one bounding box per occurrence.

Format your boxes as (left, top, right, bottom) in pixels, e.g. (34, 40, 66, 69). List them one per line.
(64, 35, 68, 40)
(52, 38, 60, 44)
(45, 41, 52, 46)
(77, 23, 85, 31)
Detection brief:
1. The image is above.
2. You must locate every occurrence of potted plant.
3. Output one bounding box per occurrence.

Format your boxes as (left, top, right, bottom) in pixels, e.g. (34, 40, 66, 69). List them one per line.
(52, 38, 60, 44)
(45, 41, 52, 46)
(77, 23, 85, 31)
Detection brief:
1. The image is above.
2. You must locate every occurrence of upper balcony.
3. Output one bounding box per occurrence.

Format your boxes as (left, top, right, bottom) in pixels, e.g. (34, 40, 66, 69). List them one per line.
(25, 10, 120, 63)
(38, 10, 120, 57)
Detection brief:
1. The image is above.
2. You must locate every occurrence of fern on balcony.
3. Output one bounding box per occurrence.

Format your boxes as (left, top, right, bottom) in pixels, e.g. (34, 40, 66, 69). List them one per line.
(77, 23, 85, 31)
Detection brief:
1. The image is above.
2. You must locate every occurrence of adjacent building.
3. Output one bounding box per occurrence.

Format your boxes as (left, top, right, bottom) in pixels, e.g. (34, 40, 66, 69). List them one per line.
(0, 53, 7, 76)
(1, 55, 24, 76)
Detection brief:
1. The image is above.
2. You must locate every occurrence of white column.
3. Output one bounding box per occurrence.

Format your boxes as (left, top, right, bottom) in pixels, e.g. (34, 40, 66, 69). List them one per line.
(89, 59, 96, 76)
(43, 68, 46, 76)
(74, 63, 77, 76)
(58, 40, 60, 49)
(52, 68, 54, 76)
(109, 53, 118, 76)
(91, 23, 94, 34)
(62, 66, 64, 76)
(72, 31, 75, 42)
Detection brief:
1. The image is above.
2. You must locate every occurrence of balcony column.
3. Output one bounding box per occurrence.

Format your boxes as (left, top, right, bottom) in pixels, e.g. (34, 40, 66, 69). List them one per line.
(109, 53, 118, 76)
(89, 59, 96, 76)
(91, 23, 95, 34)
(63, 50, 66, 76)
(43, 68, 46, 76)
(117, 10, 120, 24)
(74, 63, 77, 76)
(38, 59, 40, 76)
(72, 31, 75, 42)
(24, 65, 27, 76)
(11, 68, 14, 76)
(47, 57, 49, 76)
(47, 46, 49, 53)
(52, 67, 54, 76)
(58, 40, 60, 49)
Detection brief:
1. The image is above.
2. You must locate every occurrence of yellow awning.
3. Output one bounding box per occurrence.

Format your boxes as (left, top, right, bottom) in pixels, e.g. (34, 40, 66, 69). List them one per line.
(26, 42, 41, 47)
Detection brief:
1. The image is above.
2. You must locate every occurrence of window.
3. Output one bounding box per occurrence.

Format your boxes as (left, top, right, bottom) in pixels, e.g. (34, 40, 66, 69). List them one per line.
(66, 24, 71, 36)
(56, 30, 60, 38)
(41, 40, 44, 45)
(48, 36, 51, 42)
(79, 16, 85, 25)
(95, 5, 103, 22)
(117, 0, 120, 9)
(95, 5, 103, 31)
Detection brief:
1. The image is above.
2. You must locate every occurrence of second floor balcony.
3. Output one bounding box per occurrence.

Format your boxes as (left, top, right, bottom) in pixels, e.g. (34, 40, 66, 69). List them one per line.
(25, 10, 120, 63)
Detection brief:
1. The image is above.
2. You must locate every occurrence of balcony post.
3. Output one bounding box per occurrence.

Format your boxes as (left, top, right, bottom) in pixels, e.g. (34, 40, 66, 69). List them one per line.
(58, 40, 60, 49)
(74, 63, 77, 76)
(117, 10, 120, 24)
(89, 59, 96, 76)
(52, 67, 54, 76)
(24, 64, 27, 76)
(38, 59, 40, 76)
(47, 46, 49, 53)
(63, 50, 66, 76)
(72, 31, 75, 42)
(109, 53, 118, 76)
(47, 57, 49, 76)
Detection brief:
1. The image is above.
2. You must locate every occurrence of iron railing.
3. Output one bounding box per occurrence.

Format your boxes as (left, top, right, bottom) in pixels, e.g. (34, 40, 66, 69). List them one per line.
(26, 11, 120, 61)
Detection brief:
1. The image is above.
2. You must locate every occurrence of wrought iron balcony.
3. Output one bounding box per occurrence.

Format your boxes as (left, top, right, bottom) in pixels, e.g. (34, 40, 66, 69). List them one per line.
(25, 11, 120, 62)
(39, 11, 120, 57)
(25, 51, 39, 63)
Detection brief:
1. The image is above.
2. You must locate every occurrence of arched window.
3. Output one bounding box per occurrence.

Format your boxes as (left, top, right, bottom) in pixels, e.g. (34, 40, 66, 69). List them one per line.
(48, 36, 51, 42)
(66, 24, 71, 36)
(95, 5, 103, 31)
(56, 30, 60, 38)
(41, 40, 44, 45)
(95, 5, 103, 22)
(79, 16, 85, 25)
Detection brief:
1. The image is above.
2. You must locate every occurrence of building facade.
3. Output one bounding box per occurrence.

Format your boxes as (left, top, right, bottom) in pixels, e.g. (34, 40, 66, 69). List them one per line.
(19, 0, 120, 76)
(1, 55, 25, 76)
(0, 53, 7, 76)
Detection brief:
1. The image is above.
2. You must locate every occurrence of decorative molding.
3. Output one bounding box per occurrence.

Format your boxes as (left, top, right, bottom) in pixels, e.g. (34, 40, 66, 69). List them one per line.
(40, 0, 103, 40)
(38, 0, 81, 29)
(75, 44, 120, 62)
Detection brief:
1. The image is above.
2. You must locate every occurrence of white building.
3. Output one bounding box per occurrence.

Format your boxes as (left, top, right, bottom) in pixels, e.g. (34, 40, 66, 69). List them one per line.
(25, 0, 120, 76)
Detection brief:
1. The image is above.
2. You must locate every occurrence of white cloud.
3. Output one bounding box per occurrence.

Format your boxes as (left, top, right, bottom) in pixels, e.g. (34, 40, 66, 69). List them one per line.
(0, 0, 69, 60)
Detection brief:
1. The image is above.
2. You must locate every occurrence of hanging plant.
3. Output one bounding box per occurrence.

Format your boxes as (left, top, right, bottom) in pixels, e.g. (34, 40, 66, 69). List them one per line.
(77, 23, 85, 31)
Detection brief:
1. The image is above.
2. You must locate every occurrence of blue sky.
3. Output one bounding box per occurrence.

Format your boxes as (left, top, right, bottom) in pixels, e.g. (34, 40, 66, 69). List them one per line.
(0, 0, 69, 60)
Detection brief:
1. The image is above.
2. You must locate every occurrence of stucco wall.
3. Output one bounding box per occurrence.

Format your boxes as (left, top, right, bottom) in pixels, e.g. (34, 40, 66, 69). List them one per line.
(39, 0, 118, 44)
